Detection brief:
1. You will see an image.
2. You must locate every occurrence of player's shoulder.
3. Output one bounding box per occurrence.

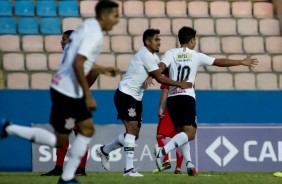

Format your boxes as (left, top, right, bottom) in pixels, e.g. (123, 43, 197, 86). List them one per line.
(83, 19, 103, 35)
(84, 18, 98, 27)
(166, 48, 195, 54)
(138, 47, 155, 58)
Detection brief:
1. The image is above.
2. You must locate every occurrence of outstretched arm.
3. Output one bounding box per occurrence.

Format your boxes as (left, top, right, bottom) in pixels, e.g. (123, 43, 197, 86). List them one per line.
(213, 56, 258, 67)
(92, 64, 120, 77)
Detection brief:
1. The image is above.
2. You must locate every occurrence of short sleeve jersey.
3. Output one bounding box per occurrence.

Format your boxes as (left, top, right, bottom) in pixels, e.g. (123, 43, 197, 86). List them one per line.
(161, 47, 215, 99)
(118, 47, 160, 101)
(51, 19, 103, 98)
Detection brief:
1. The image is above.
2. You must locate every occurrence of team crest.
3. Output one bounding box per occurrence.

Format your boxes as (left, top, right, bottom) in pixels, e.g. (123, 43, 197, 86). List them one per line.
(128, 108, 136, 117)
(65, 117, 76, 130)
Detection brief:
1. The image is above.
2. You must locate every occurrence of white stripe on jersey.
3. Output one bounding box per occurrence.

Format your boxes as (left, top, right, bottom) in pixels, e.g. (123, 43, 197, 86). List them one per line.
(118, 47, 160, 101)
(161, 47, 215, 99)
(51, 19, 103, 99)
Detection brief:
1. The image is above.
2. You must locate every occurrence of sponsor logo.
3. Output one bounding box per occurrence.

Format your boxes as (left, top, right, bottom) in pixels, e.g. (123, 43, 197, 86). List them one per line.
(170, 88, 186, 95)
(65, 117, 75, 130)
(206, 136, 238, 167)
(128, 108, 136, 117)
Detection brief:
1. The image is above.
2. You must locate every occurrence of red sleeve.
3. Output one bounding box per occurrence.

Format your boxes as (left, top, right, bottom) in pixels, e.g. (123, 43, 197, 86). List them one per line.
(160, 74, 169, 90)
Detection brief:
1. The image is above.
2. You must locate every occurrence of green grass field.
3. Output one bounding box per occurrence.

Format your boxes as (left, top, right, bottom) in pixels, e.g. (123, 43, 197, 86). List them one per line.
(0, 172, 281, 184)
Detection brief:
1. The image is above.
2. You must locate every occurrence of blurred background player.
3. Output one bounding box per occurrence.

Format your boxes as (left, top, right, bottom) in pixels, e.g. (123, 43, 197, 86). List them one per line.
(41, 30, 88, 176)
(0, 1, 120, 183)
(152, 69, 183, 174)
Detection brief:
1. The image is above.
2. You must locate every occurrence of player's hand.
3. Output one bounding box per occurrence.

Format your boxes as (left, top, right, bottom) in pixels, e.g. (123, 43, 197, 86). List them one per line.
(103, 67, 120, 77)
(241, 56, 258, 68)
(85, 96, 97, 111)
(179, 81, 193, 89)
(158, 109, 164, 119)
(144, 76, 154, 89)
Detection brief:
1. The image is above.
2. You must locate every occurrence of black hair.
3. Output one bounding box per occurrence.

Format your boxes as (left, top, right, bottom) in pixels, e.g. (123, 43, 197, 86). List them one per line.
(95, 0, 119, 19)
(178, 26, 196, 44)
(63, 30, 73, 37)
(142, 29, 160, 46)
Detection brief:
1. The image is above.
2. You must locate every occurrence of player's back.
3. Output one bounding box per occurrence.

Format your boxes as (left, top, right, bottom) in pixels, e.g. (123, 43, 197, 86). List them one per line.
(162, 47, 214, 98)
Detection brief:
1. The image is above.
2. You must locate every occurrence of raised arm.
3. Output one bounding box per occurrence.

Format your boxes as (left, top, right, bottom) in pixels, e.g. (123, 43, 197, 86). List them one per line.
(213, 56, 258, 67)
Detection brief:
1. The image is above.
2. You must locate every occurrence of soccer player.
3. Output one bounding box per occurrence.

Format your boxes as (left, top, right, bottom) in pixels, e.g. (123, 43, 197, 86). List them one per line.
(95, 29, 192, 177)
(0, 1, 120, 184)
(152, 71, 184, 174)
(273, 171, 282, 177)
(154, 26, 258, 176)
(41, 30, 88, 177)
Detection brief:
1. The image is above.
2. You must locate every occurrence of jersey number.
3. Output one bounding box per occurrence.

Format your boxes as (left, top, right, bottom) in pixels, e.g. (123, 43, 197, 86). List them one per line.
(177, 66, 190, 81)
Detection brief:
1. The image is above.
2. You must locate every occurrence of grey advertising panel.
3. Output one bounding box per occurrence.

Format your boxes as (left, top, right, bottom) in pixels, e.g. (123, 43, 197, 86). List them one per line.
(32, 124, 281, 172)
(197, 125, 282, 172)
(32, 124, 196, 172)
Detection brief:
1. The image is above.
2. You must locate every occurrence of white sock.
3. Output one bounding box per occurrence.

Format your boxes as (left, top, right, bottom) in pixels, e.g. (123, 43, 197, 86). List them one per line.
(62, 133, 92, 181)
(180, 142, 192, 167)
(162, 132, 188, 157)
(124, 133, 135, 171)
(6, 124, 56, 147)
(103, 133, 124, 154)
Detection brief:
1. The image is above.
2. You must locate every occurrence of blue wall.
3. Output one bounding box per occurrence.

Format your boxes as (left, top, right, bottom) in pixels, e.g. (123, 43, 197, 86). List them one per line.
(0, 90, 282, 171)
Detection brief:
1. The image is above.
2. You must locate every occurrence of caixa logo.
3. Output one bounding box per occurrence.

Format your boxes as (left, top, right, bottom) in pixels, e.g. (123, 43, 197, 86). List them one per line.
(205, 136, 238, 167)
(205, 136, 282, 167)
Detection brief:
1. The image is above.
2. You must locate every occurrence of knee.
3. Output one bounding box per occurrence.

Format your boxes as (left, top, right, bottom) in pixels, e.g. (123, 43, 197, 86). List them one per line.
(183, 131, 195, 141)
(55, 137, 68, 148)
(79, 126, 95, 137)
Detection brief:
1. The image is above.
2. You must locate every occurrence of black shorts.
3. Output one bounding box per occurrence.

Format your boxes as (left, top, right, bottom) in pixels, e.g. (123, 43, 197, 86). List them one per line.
(114, 89, 142, 127)
(167, 95, 197, 129)
(50, 88, 92, 134)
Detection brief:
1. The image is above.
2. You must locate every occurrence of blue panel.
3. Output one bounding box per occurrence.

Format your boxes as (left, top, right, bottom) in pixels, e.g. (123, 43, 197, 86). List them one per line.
(18, 18, 38, 35)
(58, 1, 79, 17)
(0, 136, 31, 171)
(40, 18, 61, 34)
(0, 17, 16, 34)
(196, 90, 282, 124)
(0, 90, 282, 124)
(14, 1, 35, 16)
(0, 90, 282, 171)
(36, 1, 57, 17)
(0, 1, 13, 16)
